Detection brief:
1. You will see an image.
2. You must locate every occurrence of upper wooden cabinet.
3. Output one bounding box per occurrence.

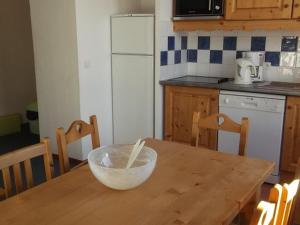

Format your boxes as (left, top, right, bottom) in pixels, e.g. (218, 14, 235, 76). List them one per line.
(281, 97, 300, 173)
(293, 0, 300, 18)
(164, 86, 219, 149)
(225, 0, 294, 20)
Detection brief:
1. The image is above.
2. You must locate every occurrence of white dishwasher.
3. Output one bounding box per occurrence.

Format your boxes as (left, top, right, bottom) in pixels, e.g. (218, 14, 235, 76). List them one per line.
(218, 91, 286, 184)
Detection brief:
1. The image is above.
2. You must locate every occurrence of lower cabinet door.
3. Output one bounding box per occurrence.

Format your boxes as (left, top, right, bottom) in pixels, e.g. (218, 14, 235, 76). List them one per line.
(164, 86, 219, 149)
(281, 97, 300, 172)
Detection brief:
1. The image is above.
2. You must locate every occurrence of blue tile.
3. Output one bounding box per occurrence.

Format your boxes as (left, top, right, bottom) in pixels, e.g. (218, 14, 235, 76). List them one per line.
(236, 51, 243, 59)
(168, 36, 175, 50)
(281, 36, 298, 52)
(187, 49, 198, 63)
(198, 36, 210, 50)
(251, 37, 266, 51)
(160, 51, 168, 66)
(265, 52, 280, 66)
(210, 50, 223, 64)
(223, 37, 237, 50)
(175, 50, 181, 64)
(181, 36, 187, 50)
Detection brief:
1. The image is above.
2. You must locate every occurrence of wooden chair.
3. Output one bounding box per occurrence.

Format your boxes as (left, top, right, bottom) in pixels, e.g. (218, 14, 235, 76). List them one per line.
(56, 115, 100, 174)
(268, 180, 300, 225)
(249, 179, 300, 225)
(288, 158, 300, 225)
(250, 201, 276, 225)
(0, 138, 52, 200)
(191, 112, 249, 156)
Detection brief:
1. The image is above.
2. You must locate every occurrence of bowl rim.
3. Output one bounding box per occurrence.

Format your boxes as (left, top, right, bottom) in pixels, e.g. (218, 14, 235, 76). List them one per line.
(87, 144, 157, 171)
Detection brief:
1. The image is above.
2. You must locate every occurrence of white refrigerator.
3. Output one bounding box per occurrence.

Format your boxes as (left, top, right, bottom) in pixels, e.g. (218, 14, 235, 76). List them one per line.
(111, 14, 154, 144)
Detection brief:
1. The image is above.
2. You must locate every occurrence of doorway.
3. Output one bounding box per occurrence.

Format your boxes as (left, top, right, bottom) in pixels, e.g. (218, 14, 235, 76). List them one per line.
(0, 0, 39, 155)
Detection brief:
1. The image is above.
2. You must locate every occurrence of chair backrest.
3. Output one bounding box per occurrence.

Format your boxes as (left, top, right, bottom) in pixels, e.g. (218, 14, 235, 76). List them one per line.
(288, 159, 300, 225)
(250, 180, 300, 225)
(191, 112, 249, 156)
(267, 180, 300, 225)
(56, 115, 100, 174)
(0, 138, 52, 200)
(250, 201, 276, 225)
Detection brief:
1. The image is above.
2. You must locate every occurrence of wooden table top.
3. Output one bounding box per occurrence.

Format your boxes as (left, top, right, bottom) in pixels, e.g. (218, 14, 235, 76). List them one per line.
(0, 139, 275, 225)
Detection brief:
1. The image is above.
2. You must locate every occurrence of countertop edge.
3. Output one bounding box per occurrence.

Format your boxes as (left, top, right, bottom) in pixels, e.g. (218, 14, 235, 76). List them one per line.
(159, 80, 300, 97)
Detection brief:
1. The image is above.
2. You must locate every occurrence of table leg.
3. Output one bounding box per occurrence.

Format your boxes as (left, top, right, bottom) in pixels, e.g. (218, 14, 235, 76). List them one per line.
(239, 186, 261, 225)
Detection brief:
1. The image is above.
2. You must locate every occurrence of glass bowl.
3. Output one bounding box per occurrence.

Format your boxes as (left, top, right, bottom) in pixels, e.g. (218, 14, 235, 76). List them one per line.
(88, 145, 157, 190)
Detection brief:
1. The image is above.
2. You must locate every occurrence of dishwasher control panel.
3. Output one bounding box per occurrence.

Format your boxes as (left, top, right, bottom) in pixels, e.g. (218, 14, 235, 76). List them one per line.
(219, 92, 286, 113)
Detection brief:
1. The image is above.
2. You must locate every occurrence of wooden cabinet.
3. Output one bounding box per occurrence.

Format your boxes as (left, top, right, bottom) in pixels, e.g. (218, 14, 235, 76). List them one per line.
(293, 0, 300, 18)
(164, 86, 219, 149)
(225, 0, 294, 20)
(281, 97, 300, 172)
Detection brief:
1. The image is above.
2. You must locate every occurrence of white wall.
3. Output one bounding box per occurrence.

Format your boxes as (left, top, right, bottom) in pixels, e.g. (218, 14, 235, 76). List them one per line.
(0, 0, 36, 121)
(30, 0, 154, 160)
(140, 0, 155, 12)
(154, 0, 174, 139)
(30, 0, 82, 159)
(75, 0, 142, 159)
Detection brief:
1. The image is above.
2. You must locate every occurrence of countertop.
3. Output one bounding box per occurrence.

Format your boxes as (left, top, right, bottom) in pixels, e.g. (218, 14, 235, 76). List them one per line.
(159, 76, 300, 97)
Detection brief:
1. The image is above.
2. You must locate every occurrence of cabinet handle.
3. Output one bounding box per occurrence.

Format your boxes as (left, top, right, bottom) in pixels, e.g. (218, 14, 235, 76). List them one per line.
(284, 4, 289, 8)
(295, 3, 300, 8)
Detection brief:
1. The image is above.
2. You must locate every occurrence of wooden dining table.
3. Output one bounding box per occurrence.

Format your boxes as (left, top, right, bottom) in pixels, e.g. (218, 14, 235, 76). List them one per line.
(0, 139, 274, 225)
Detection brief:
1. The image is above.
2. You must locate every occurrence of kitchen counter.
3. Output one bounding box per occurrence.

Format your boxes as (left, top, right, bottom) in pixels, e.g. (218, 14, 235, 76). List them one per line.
(159, 76, 300, 97)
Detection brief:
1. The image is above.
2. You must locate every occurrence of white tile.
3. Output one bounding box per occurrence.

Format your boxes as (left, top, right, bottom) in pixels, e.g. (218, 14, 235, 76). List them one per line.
(197, 50, 210, 63)
(263, 66, 282, 82)
(210, 36, 223, 50)
(236, 36, 251, 51)
(168, 51, 174, 65)
(237, 31, 252, 37)
(221, 31, 238, 36)
(160, 66, 170, 81)
(196, 63, 210, 76)
(195, 30, 211, 36)
(270, 30, 299, 37)
(178, 63, 188, 75)
(221, 65, 235, 78)
(263, 66, 295, 82)
(187, 63, 198, 75)
(265, 36, 282, 51)
(293, 68, 300, 82)
(181, 50, 187, 63)
(222, 51, 236, 65)
(177, 64, 188, 76)
(296, 53, 300, 68)
(209, 64, 224, 77)
(210, 31, 224, 37)
(209, 64, 235, 78)
(175, 35, 181, 50)
(160, 36, 168, 51)
(280, 52, 296, 67)
(247, 30, 268, 36)
(188, 35, 198, 49)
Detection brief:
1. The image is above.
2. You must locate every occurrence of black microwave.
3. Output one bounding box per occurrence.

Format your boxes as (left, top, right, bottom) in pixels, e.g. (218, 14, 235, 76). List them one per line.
(173, 0, 224, 20)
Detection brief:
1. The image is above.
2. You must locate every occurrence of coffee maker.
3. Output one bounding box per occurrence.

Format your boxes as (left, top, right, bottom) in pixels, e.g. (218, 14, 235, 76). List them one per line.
(242, 52, 265, 82)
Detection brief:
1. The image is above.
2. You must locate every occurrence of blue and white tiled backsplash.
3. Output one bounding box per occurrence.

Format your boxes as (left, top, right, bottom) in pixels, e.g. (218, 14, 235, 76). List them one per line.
(160, 24, 300, 82)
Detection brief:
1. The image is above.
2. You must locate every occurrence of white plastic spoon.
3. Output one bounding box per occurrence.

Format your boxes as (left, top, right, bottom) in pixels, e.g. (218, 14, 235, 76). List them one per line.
(126, 140, 145, 169)
(126, 139, 141, 168)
